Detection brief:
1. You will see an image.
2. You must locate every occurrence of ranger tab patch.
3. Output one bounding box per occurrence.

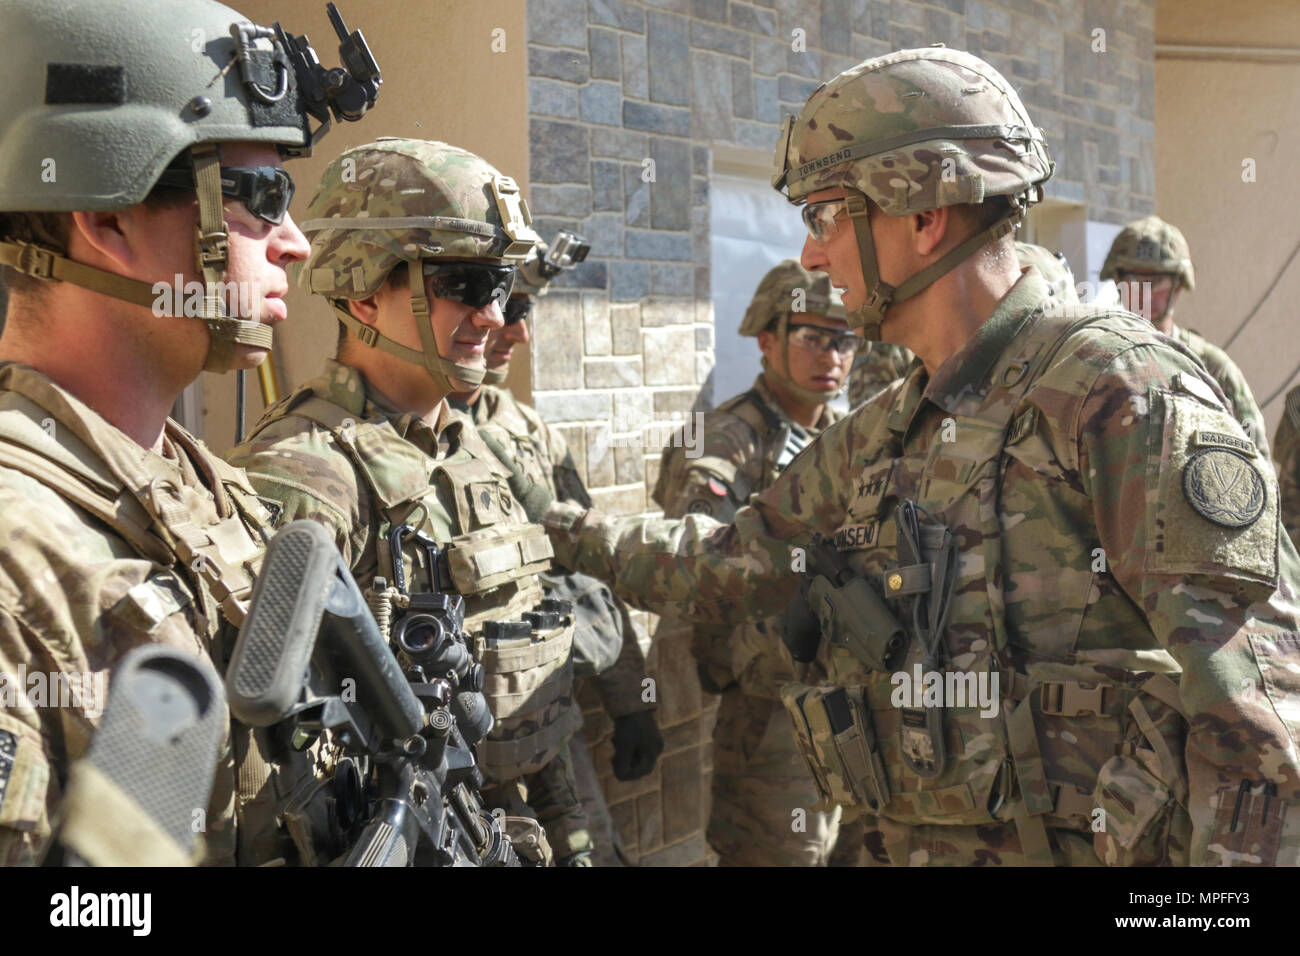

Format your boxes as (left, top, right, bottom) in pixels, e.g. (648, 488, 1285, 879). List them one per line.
(1183, 448, 1266, 528)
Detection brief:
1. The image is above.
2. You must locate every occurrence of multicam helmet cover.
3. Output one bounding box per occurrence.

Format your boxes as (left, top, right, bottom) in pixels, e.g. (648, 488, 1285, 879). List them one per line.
(772, 47, 1054, 338)
(300, 137, 538, 392)
(1015, 241, 1079, 305)
(1100, 215, 1195, 292)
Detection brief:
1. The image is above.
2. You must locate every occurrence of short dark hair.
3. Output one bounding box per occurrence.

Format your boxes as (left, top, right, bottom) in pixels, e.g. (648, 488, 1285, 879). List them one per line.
(335, 261, 411, 349)
(0, 178, 194, 301)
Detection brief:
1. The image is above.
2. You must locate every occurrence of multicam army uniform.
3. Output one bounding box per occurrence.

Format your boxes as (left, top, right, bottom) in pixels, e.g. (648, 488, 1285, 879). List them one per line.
(848, 344, 914, 410)
(1275, 387, 1300, 552)
(654, 374, 840, 865)
(543, 270, 1300, 866)
(457, 382, 655, 860)
(0, 363, 287, 865)
(228, 363, 592, 860)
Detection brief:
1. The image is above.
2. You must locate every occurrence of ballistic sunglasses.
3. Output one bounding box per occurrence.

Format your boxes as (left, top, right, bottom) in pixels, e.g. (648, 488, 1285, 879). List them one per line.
(422, 262, 516, 310)
(800, 198, 853, 243)
(504, 297, 534, 326)
(786, 323, 860, 357)
(155, 165, 295, 225)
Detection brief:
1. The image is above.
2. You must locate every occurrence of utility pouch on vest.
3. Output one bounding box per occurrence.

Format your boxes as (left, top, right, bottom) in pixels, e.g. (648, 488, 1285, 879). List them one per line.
(803, 533, 906, 672)
(887, 500, 959, 780)
(1091, 673, 1194, 866)
(779, 682, 890, 813)
(444, 524, 553, 595)
(475, 600, 580, 780)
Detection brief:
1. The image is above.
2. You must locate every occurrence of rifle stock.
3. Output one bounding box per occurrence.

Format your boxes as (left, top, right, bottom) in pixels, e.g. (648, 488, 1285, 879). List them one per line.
(227, 519, 522, 866)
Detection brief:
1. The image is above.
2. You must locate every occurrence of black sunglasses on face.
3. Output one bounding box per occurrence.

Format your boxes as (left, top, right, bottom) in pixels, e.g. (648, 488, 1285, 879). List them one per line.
(504, 297, 533, 325)
(155, 165, 296, 225)
(422, 262, 516, 310)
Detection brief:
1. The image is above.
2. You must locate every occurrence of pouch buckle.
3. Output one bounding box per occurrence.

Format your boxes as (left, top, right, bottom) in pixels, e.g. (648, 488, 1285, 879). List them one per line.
(1040, 681, 1109, 717)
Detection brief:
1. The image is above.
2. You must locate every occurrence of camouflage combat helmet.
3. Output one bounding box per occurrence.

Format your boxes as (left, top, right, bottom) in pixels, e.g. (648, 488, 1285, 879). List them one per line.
(771, 47, 1054, 338)
(741, 259, 850, 403)
(300, 138, 539, 393)
(1100, 215, 1195, 292)
(0, 0, 380, 373)
(1015, 241, 1079, 305)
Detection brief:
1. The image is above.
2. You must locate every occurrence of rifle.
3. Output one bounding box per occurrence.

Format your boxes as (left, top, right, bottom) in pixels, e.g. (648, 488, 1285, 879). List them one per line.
(226, 519, 536, 866)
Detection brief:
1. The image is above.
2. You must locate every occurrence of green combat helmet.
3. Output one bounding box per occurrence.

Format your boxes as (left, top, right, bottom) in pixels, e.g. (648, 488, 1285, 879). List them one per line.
(771, 47, 1053, 339)
(1099, 215, 1195, 292)
(300, 138, 539, 393)
(1015, 241, 1079, 305)
(484, 229, 589, 385)
(740, 259, 848, 403)
(0, 0, 381, 372)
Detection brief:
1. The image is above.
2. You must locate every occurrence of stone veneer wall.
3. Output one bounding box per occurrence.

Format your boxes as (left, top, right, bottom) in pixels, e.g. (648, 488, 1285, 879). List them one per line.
(525, 0, 1157, 865)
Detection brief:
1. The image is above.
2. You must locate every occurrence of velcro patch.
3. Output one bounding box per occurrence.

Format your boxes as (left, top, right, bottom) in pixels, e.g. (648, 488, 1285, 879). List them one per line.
(833, 522, 878, 551)
(1194, 429, 1258, 458)
(1183, 449, 1266, 528)
(1007, 407, 1038, 447)
(1147, 389, 1278, 585)
(45, 63, 127, 105)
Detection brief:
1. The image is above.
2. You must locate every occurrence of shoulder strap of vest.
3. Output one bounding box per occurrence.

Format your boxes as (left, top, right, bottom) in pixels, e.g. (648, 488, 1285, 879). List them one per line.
(0, 435, 174, 566)
(734, 387, 784, 434)
(0, 397, 174, 566)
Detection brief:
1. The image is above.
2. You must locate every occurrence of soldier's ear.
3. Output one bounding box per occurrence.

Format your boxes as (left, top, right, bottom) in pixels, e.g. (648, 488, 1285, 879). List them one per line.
(911, 206, 951, 259)
(69, 208, 143, 274)
(346, 292, 382, 327)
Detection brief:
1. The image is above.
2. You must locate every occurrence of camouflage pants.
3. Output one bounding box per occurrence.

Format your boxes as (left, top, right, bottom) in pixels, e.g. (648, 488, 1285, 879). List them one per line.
(856, 814, 1105, 866)
(482, 743, 592, 862)
(708, 689, 838, 866)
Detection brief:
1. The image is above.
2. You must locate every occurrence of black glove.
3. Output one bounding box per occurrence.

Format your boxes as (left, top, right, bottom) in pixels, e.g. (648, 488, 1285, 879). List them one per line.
(478, 430, 556, 523)
(611, 711, 664, 781)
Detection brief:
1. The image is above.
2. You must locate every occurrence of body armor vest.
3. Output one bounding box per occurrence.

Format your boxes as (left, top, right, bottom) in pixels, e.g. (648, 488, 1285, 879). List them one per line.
(781, 306, 1193, 866)
(272, 387, 579, 782)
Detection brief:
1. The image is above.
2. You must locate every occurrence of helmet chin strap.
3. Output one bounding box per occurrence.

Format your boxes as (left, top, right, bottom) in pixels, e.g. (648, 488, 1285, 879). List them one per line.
(481, 363, 510, 385)
(331, 259, 487, 393)
(0, 143, 271, 373)
(843, 191, 1022, 341)
(189, 145, 273, 373)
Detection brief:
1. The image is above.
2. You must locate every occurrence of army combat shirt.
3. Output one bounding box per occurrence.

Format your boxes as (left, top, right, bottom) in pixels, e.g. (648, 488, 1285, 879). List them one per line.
(543, 271, 1300, 866)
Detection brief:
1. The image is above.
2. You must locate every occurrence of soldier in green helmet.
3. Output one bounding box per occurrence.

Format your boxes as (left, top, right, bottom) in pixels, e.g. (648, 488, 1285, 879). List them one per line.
(228, 138, 598, 866)
(449, 231, 664, 866)
(0, 0, 379, 865)
(1102, 216, 1268, 455)
(495, 47, 1300, 866)
(651, 259, 856, 865)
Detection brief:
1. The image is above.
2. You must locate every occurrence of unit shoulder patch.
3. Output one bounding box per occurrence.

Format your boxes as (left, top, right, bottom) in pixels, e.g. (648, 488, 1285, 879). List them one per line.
(1182, 448, 1266, 528)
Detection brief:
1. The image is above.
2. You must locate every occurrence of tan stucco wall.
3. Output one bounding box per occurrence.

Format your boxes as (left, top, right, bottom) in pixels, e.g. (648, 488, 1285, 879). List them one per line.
(1155, 0, 1300, 435)
(198, 0, 529, 453)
